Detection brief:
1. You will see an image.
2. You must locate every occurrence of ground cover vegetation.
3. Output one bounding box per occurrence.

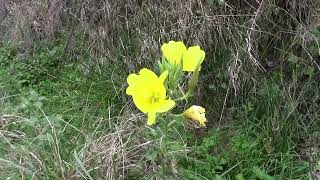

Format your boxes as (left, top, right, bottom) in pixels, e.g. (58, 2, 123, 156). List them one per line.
(0, 0, 320, 179)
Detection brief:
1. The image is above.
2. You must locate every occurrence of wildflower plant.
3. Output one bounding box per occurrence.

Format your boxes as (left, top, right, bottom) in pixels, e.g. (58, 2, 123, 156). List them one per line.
(126, 40, 207, 178)
(126, 40, 207, 126)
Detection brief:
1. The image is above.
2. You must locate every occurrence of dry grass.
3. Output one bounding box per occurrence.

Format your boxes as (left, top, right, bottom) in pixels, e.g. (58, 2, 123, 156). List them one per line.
(2, 0, 62, 46)
(70, 112, 150, 180)
(1, 0, 318, 68)
(0, 107, 150, 179)
(1, 0, 320, 179)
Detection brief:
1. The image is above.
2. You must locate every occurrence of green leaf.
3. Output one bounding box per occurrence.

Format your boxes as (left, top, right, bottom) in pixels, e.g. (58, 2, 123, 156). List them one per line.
(287, 54, 299, 64)
(252, 166, 275, 180)
(146, 150, 158, 162)
(235, 173, 245, 180)
(220, 83, 227, 89)
(214, 175, 224, 180)
(303, 66, 315, 77)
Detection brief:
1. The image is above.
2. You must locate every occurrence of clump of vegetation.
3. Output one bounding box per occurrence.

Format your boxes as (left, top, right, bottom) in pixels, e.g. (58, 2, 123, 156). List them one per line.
(1, 0, 320, 179)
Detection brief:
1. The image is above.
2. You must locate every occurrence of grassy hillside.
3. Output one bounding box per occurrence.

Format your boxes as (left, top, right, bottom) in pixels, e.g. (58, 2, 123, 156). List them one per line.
(1, 0, 320, 179)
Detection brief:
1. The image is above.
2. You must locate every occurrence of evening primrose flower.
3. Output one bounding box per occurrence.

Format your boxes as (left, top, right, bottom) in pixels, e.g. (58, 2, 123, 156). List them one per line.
(183, 45, 206, 72)
(183, 105, 207, 126)
(161, 41, 187, 64)
(126, 68, 175, 125)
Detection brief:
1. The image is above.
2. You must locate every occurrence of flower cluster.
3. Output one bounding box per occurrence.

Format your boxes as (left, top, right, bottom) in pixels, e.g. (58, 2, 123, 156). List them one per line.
(161, 41, 205, 72)
(126, 40, 208, 126)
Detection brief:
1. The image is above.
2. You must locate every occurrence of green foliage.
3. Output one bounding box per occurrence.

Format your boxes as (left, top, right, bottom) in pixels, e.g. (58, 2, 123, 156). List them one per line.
(176, 62, 315, 179)
(2, 25, 320, 179)
(158, 56, 184, 97)
(179, 129, 228, 179)
(143, 116, 187, 179)
(0, 41, 124, 179)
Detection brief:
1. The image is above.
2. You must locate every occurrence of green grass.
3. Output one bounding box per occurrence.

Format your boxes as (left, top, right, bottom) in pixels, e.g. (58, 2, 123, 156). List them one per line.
(180, 77, 313, 179)
(1, 30, 320, 179)
(0, 41, 129, 179)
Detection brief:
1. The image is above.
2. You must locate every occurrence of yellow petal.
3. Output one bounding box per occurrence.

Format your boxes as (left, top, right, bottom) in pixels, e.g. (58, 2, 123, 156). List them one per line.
(132, 94, 152, 113)
(126, 74, 139, 95)
(126, 86, 134, 96)
(147, 112, 157, 125)
(161, 41, 187, 64)
(153, 99, 176, 113)
(126, 68, 161, 96)
(183, 105, 207, 126)
(183, 46, 206, 72)
(127, 74, 138, 85)
(139, 68, 159, 80)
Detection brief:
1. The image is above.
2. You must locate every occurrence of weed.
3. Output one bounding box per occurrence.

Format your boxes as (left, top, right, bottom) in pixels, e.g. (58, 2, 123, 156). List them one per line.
(1, 1, 320, 179)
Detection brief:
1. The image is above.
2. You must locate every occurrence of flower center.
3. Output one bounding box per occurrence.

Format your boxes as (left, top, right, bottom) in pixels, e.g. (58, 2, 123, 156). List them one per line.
(151, 96, 160, 104)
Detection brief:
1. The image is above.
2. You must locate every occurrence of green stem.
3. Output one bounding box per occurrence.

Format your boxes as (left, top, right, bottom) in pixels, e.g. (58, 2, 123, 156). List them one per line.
(173, 90, 192, 102)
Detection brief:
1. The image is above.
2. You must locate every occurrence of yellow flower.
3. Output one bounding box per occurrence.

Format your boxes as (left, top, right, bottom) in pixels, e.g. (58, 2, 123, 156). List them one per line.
(126, 68, 175, 125)
(161, 41, 187, 64)
(183, 105, 207, 126)
(183, 46, 206, 72)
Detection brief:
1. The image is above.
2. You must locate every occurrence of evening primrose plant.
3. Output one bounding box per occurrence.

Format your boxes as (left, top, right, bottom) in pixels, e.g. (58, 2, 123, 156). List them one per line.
(125, 40, 208, 178)
(126, 40, 207, 127)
